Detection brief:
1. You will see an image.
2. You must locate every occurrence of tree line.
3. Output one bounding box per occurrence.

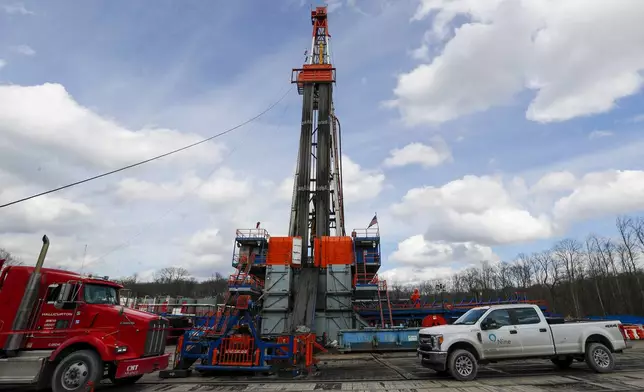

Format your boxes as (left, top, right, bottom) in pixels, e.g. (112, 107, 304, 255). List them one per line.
(116, 267, 229, 299)
(387, 215, 644, 318)
(2, 215, 643, 318)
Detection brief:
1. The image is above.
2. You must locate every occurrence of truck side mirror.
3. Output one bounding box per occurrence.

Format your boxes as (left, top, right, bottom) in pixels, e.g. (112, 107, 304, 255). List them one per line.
(54, 283, 77, 310)
(481, 319, 497, 330)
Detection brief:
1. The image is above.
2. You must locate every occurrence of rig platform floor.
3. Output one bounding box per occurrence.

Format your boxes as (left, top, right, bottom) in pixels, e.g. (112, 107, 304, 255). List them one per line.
(5, 342, 644, 392)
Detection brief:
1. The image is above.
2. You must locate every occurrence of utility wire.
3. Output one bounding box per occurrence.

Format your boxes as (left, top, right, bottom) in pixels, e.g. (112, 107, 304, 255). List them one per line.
(0, 86, 294, 209)
(94, 100, 293, 263)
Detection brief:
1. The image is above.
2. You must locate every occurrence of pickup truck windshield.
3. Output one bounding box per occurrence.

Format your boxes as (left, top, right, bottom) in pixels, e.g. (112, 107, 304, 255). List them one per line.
(453, 308, 487, 325)
(84, 284, 118, 305)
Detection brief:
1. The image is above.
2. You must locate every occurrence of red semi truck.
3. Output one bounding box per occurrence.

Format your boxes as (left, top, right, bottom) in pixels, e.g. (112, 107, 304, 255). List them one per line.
(0, 236, 170, 391)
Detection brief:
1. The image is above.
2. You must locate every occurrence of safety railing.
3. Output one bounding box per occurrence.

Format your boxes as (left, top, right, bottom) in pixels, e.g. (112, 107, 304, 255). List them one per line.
(354, 272, 379, 286)
(235, 229, 270, 241)
(355, 250, 380, 265)
(227, 273, 264, 290)
(232, 254, 266, 268)
(351, 228, 380, 238)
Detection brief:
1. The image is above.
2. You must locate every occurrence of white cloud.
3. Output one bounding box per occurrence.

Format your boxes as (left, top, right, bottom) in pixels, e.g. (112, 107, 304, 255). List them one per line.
(0, 60, 6, 70)
(340, 155, 385, 202)
(589, 130, 614, 140)
(10, 45, 36, 56)
(530, 171, 577, 194)
(390, 235, 498, 268)
(2, 3, 34, 15)
(390, 0, 644, 125)
(409, 44, 430, 61)
(627, 114, 644, 123)
(383, 235, 499, 284)
(380, 266, 460, 285)
(0, 193, 92, 234)
(181, 228, 231, 277)
(383, 137, 452, 168)
(0, 84, 224, 176)
(553, 170, 644, 223)
(391, 174, 554, 245)
(0, 81, 281, 280)
(276, 177, 294, 202)
(0, 233, 92, 270)
(392, 167, 644, 250)
(325, 0, 344, 13)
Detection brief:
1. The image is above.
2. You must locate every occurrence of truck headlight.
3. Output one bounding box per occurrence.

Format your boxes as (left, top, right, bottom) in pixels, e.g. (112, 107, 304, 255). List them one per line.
(115, 346, 128, 354)
(431, 335, 443, 350)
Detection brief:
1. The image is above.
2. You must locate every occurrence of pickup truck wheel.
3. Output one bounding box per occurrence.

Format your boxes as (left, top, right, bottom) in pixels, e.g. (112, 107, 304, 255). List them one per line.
(51, 349, 103, 392)
(585, 343, 615, 373)
(551, 357, 573, 369)
(447, 349, 478, 381)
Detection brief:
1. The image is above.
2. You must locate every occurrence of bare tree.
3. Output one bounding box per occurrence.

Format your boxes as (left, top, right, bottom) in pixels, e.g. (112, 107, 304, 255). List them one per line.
(153, 267, 190, 284)
(496, 262, 512, 292)
(533, 249, 561, 312)
(0, 248, 23, 267)
(511, 253, 534, 289)
(553, 239, 584, 317)
(584, 236, 607, 316)
(462, 267, 481, 301)
(617, 216, 644, 306)
(117, 273, 139, 286)
(479, 261, 496, 293)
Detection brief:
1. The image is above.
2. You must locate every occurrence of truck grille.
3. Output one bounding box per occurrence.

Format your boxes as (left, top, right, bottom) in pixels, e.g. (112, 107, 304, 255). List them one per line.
(144, 319, 168, 356)
(418, 334, 434, 351)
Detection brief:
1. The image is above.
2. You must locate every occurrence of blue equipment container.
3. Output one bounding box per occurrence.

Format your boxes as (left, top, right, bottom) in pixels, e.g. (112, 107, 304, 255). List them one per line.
(337, 327, 422, 352)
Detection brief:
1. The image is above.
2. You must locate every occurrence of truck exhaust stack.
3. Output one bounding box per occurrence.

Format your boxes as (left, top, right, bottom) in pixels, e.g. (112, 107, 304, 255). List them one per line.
(3, 235, 50, 353)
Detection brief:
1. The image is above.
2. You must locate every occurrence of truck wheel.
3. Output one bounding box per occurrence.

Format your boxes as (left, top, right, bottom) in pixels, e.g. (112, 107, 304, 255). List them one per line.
(51, 349, 103, 392)
(447, 349, 478, 381)
(585, 343, 615, 373)
(551, 356, 573, 369)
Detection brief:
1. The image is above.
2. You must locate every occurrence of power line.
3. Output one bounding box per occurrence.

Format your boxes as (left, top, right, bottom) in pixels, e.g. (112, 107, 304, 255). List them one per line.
(93, 100, 293, 263)
(0, 86, 294, 209)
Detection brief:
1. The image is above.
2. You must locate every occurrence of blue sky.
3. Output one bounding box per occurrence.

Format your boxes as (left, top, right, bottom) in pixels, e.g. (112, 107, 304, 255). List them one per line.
(1, 0, 644, 283)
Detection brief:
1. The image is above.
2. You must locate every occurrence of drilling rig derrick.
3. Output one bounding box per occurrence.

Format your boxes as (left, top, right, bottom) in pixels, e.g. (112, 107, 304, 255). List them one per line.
(286, 6, 346, 332)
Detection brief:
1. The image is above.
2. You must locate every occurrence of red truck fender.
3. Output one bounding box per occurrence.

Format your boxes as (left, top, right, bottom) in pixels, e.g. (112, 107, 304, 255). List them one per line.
(48, 335, 115, 362)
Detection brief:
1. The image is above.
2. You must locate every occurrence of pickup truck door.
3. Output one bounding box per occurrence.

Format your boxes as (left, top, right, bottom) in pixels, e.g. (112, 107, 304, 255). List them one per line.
(510, 307, 555, 356)
(480, 309, 523, 359)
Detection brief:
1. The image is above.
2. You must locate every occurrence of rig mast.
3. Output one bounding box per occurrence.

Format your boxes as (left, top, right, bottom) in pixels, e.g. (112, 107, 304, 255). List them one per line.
(288, 6, 345, 330)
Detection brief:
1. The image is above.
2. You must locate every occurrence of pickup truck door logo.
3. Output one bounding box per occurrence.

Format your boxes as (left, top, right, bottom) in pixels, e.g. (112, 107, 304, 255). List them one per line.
(488, 333, 512, 345)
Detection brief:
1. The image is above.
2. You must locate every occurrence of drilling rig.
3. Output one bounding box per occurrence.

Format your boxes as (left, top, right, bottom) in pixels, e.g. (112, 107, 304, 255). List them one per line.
(256, 5, 388, 341)
(174, 7, 390, 353)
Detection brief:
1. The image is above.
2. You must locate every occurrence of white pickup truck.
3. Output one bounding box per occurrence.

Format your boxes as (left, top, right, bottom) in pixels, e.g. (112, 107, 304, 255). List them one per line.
(417, 304, 633, 381)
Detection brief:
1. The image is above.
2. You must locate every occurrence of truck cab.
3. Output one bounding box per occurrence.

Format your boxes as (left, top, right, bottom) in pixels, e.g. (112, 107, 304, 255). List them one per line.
(0, 237, 170, 392)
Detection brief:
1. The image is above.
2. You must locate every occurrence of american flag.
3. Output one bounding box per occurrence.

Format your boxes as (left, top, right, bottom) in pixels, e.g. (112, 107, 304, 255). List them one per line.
(367, 214, 378, 228)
